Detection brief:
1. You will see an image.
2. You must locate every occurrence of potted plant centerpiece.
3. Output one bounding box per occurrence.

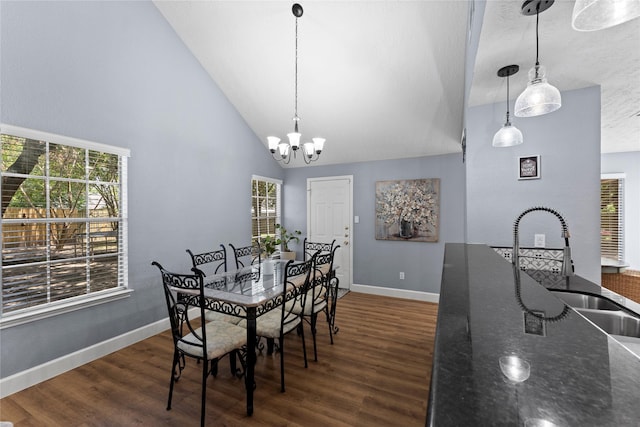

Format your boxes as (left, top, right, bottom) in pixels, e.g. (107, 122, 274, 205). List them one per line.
(260, 234, 278, 260)
(275, 224, 301, 260)
(259, 224, 301, 261)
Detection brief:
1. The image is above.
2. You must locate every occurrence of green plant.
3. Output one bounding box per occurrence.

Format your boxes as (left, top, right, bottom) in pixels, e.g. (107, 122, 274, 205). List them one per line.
(260, 224, 302, 257)
(276, 224, 302, 252)
(260, 234, 278, 258)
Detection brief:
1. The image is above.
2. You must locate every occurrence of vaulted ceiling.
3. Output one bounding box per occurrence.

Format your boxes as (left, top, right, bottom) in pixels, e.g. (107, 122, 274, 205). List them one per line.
(154, 1, 639, 167)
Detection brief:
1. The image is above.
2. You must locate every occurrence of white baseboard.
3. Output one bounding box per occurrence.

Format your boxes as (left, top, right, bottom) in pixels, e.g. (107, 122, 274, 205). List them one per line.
(0, 317, 171, 399)
(350, 283, 440, 303)
(0, 287, 437, 399)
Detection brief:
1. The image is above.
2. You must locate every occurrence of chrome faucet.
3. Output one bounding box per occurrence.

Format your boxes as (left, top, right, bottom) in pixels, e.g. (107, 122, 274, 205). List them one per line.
(513, 206, 573, 277)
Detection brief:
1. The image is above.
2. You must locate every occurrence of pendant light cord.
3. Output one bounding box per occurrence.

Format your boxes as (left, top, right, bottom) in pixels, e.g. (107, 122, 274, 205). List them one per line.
(294, 15, 299, 131)
(506, 75, 511, 124)
(535, 4, 540, 67)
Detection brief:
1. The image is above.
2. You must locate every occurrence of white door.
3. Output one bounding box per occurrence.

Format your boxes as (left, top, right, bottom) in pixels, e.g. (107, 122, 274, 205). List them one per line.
(307, 176, 353, 290)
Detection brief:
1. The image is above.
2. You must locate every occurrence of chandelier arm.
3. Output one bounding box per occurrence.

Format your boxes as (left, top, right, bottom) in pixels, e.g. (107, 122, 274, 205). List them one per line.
(271, 149, 290, 164)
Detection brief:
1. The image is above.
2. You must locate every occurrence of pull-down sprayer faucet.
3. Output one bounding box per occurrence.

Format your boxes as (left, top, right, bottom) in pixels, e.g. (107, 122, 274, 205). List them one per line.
(513, 206, 573, 277)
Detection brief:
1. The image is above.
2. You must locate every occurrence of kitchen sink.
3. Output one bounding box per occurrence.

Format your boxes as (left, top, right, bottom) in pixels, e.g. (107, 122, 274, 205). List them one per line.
(575, 308, 640, 338)
(551, 291, 623, 311)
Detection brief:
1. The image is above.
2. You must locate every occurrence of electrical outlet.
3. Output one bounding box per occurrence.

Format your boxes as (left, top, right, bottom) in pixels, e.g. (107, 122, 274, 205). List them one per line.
(399, 272, 405, 280)
(534, 234, 546, 248)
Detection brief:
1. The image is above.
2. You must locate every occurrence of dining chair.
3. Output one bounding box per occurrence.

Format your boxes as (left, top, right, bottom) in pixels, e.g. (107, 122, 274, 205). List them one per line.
(238, 256, 315, 392)
(186, 244, 227, 276)
(293, 245, 340, 361)
(186, 245, 242, 324)
(302, 238, 336, 261)
(229, 242, 261, 269)
(151, 261, 247, 427)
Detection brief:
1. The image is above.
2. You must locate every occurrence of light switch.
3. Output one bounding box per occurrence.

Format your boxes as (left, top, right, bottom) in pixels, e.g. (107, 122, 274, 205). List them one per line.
(534, 234, 545, 248)
(354, 215, 360, 223)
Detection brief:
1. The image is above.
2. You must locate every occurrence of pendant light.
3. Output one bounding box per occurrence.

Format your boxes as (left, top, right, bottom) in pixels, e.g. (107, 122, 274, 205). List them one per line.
(267, 3, 325, 165)
(493, 65, 524, 147)
(572, 0, 640, 31)
(515, 0, 562, 118)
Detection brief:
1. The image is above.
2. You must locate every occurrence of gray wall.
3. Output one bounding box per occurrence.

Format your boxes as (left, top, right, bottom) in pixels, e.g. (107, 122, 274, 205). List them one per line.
(601, 151, 640, 270)
(0, 1, 282, 378)
(283, 154, 466, 294)
(466, 86, 602, 283)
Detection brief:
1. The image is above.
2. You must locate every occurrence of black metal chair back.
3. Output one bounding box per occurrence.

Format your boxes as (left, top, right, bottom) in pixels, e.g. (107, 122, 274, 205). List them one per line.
(307, 245, 340, 357)
(282, 256, 315, 336)
(186, 244, 227, 277)
(303, 238, 336, 261)
(229, 242, 261, 269)
(271, 255, 315, 392)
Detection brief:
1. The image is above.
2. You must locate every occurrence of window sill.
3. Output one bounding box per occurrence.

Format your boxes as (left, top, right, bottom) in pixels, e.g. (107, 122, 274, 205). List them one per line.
(0, 288, 134, 329)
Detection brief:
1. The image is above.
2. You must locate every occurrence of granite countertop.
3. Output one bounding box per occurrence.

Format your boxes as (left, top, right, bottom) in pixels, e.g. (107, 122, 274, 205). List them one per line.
(427, 243, 640, 427)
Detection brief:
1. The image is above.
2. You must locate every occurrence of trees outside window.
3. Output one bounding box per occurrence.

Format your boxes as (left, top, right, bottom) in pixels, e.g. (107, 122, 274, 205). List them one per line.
(1, 126, 129, 319)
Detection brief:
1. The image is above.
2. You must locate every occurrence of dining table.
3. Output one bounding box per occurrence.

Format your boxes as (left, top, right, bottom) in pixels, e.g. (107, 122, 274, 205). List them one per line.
(196, 259, 305, 416)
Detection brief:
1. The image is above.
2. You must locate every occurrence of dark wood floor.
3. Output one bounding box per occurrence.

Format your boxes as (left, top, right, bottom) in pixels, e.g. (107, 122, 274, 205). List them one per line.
(1, 292, 438, 427)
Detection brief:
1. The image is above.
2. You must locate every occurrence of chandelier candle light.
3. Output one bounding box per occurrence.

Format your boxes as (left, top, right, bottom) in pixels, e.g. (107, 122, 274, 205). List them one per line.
(493, 64, 524, 147)
(515, 0, 562, 118)
(267, 3, 325, 165)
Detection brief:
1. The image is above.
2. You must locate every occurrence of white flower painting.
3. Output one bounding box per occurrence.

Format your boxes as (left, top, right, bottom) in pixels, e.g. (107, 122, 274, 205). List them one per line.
(375, 178, 440, 242)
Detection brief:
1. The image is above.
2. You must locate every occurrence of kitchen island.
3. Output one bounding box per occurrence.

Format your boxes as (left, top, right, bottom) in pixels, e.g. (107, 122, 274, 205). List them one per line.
(427, 243, 640, 426)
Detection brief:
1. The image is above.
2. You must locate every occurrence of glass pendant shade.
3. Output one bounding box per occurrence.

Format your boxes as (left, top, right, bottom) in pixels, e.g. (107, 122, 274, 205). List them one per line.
(277, 142, 290, 158)
(493, 122, 524, 147)
(515, 64, 561, 117)
(572, 0, 640, 31)
(312, 137, 325, 153)
(287, 132, 301, 150)
(267, 136, 281, 152)
(302, 142, 315, 157)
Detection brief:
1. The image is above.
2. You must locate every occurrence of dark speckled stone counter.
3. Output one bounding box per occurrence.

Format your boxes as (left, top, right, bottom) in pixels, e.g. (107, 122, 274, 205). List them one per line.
(427, 243, 640, 426)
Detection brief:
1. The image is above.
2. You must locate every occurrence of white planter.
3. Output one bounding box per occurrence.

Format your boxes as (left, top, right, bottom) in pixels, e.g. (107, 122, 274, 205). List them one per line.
(262, 260, 274, 275)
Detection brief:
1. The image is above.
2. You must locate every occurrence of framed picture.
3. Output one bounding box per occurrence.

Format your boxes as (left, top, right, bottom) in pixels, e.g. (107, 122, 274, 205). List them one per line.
(375, 178, 440, 242)
(518, 155, 541, 180)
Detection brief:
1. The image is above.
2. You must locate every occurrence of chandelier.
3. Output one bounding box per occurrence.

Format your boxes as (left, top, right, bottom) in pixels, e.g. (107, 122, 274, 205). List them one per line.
(267, 3, 325, 165)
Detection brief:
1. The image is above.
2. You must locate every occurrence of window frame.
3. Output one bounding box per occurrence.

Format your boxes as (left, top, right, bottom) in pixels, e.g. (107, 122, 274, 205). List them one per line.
(600, 172, 625, 264)
(251, 175, 282, 248)
(1, 124, 131, 328)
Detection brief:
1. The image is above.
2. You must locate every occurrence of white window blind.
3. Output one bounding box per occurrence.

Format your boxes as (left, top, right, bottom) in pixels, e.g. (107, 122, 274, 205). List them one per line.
(1, 125, 129, 320)
(251, 176, 281, 245)
(600, 174, 625, 263)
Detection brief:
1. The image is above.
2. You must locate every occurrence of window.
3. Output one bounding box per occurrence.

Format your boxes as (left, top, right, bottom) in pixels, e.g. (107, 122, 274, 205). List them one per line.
(251, 176, 281, 244)
(600, 173, 625, 263)
(1, 125, 129, 324)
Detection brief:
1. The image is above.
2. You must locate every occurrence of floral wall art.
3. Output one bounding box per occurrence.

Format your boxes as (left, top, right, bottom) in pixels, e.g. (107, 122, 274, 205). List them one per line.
(375, 178, 440, 242)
